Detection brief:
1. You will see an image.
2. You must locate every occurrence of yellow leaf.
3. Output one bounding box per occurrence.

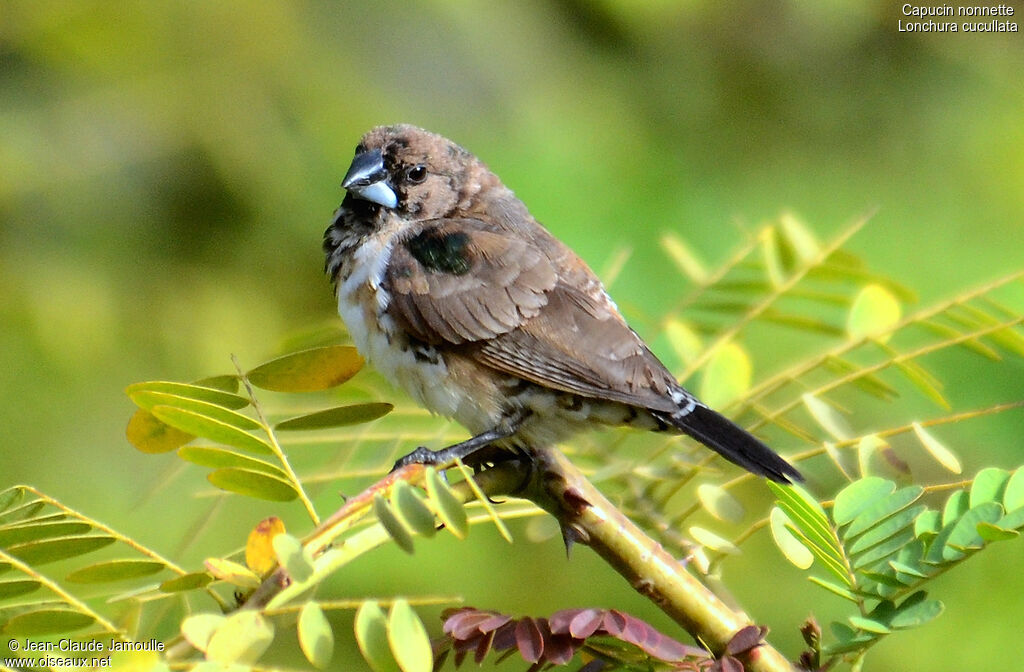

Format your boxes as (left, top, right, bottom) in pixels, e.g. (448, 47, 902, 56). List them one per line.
(246, 517, 286, 576)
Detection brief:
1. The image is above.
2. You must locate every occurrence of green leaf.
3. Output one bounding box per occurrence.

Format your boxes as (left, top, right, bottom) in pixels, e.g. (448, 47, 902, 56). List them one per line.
(848, 505, 926, 556)
(779, 213, 821, 261)
(847, 284, 901, 342)
(299, 602, 334, 669)
(131, 392, 261, 431)
(761, 226, 786, 287)
(996, 507, 1024, 532)
(890, 558, 930, 579)
(824, 623, 877, 655)
(890, 594, 944, 629)
(374, 495, 414, 554)
(0, 579, 41, 599)
(392, 482, 437, 537)
(698, 342, 752, 408)
(193, 375, 240, 393)
(160, 571, 213, 593)
(941, 502, 1004, 559)
(126, 409, 193, 454)
(768, 482, 842, 561)
(976, 522, 1019, 542)
(856, 434, 888, 478)
(275, 403, 393, 430)
(697, 483, 745, 523)
(204, 557, 261, 590)
(852, 528, 915, 570)
(844, 486, 924, 539)
(942, 490, 970, 527)
(822, 441, 856, 481)
(206, 610, 274, 665)
(65, 559, 166, 583)
(207, 468, 298, 502)
(151, 406, 272, 455)
(425, 467, 467, 539)
(970, 467, 1010, 508)
(848, 615, 890, 635)
(178, 445, 286, 477)
(770, 507, 813, 569)
(247, 345, 364, 392)
(272, 533, 314, 583)
(689, 526, 740, 555)
(0, 487, 26, 513)
(660, 233, 707, 283)
(807, 576, 859, 603)
(914, 509, 941, 540)
(1004, 467, 1024, 511)
(388, 599, 432, 672)
(6, 534, 115, 565)
(126, 381, 249, 409)
(833, 478, 897, 525)
(895, 360, 950, 410)
(824, 356, 899, 400)
(181, 613, 226, 652)
(0, 520, 92, 546)
(802, 393, 853, 440)
(912, 423, 961, 474)
(0, 500, 46, 526)
(454, 462, 512, 543)
(1, 609, 95, 636)
(355, 601, 400, 672)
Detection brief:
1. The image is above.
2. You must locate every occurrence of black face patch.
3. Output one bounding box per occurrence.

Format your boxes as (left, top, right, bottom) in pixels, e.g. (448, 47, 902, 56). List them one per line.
(406, 228, 472, 275)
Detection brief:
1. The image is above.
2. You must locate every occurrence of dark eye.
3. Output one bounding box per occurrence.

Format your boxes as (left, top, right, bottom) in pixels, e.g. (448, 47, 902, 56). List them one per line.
(406, 164, 427, 183)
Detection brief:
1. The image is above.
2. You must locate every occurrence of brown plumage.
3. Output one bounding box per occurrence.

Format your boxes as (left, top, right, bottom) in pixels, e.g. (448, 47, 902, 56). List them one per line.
(324, 124, 801, 483)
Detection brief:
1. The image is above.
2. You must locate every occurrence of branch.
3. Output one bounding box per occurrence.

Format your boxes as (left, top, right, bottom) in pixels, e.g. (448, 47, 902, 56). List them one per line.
(524, 448, 796, 672)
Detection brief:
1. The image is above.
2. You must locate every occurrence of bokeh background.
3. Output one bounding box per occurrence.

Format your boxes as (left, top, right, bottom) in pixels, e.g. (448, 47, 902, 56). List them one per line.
(2, 1, 1022, 669)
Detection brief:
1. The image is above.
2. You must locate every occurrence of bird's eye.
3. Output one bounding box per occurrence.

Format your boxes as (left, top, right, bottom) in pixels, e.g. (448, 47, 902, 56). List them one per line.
(406, 164, 427, 184)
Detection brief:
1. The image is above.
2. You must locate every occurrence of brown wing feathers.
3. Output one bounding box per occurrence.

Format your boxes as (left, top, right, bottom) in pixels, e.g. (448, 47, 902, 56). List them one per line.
(384, 218, 679, 412)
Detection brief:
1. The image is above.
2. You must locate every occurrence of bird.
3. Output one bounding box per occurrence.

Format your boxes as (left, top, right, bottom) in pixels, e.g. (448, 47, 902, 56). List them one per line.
(323, 125, 801, 484)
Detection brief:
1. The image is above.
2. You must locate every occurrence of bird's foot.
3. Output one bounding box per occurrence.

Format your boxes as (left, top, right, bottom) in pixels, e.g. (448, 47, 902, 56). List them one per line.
(391, 445, 448, 472)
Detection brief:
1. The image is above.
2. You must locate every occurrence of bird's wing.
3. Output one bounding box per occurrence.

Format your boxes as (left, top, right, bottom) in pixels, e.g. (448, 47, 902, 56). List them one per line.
(383, 217, 679, 412)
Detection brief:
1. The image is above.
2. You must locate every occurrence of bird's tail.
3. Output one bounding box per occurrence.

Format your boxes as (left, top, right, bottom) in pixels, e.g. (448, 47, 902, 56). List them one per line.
(656, 404, 803, 484)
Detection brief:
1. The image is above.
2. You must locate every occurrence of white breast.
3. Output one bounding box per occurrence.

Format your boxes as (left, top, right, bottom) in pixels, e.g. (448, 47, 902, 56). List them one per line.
(336, 236, 463, 421)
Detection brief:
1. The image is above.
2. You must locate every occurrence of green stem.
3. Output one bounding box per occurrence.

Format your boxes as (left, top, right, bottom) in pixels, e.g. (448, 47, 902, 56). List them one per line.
(527, 448, 796, 672)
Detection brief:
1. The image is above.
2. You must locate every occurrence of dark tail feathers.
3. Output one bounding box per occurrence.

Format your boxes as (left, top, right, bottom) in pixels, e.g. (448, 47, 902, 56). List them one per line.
(658, 404, 802, 484)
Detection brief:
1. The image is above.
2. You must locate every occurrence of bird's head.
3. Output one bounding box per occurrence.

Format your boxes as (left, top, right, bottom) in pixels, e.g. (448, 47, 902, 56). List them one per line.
(341, 124, 498, 222)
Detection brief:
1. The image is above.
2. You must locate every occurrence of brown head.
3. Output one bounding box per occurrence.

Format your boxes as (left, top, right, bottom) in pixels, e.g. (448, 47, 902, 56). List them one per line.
(341, 124, 505, 222)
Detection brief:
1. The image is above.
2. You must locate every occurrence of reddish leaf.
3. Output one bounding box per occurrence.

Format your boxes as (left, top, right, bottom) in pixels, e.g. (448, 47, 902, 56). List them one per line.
(602, 609, 628, 634)
(515, 618, 544, 663)
(474, 630, 494, 665)
(564, 609, 604, 638)
(714, 655, 745, 672)
(543, 632, 576, 665)
(726, 625, 767, 656)
(445, 608, 502, 639)
(478, 613, 512, 632)
(491, 621, 518, 652)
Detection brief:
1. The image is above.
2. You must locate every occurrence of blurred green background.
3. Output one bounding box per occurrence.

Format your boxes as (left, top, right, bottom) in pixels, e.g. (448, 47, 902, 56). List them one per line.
(2, 1, 1022, 669)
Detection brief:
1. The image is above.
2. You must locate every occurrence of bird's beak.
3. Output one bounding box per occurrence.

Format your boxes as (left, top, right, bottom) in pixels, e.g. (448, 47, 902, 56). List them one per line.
(341, 148, 398, 209)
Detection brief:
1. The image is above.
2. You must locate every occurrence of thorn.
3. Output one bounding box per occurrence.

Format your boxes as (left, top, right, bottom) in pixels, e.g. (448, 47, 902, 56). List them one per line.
(560, 523, 588, 558)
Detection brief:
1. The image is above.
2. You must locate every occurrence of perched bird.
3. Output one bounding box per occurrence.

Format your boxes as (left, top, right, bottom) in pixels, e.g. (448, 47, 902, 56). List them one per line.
(324, 125, 801, 483)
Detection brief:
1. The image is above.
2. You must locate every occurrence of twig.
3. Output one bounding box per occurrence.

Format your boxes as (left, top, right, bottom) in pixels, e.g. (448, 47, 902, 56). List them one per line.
(526, 448, 796, 672)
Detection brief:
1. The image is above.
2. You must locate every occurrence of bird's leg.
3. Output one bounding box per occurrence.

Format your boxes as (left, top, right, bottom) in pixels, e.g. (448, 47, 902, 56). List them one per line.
(391, 410, 529, 471)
